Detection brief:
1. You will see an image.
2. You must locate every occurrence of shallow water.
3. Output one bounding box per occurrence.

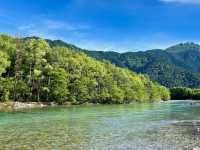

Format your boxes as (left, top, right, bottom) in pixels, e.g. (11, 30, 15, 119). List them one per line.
(0, 100, 200, 150)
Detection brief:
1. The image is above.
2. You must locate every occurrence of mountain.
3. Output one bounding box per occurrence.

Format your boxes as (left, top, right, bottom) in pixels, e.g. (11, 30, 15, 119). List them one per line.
(0, 34, 169, 103)
(166, 42, 200, 54)
(40, 38, 200, 88)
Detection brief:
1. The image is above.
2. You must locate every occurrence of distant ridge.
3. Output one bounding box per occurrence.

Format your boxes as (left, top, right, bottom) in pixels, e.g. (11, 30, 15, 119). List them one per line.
(166, 42, 200, 53)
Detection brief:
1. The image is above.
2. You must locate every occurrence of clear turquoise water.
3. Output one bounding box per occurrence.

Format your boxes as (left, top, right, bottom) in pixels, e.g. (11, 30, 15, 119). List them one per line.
(0, 100, 200, 150)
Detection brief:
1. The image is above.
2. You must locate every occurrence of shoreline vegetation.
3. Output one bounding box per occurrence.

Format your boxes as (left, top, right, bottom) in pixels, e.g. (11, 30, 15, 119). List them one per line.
(170, 87, 200, 100)
(0, 34, 170, 105)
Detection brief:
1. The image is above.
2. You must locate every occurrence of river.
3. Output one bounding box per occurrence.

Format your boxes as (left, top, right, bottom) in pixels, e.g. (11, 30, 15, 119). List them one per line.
(0, 100, 200, 150)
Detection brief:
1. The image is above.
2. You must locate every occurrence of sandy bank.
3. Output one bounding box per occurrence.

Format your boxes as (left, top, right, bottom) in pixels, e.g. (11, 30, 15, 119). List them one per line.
(0, 102, 57, 111)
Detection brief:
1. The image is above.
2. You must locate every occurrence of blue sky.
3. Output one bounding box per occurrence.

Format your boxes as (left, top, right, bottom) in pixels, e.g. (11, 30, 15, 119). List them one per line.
(1, 0, 200, 52)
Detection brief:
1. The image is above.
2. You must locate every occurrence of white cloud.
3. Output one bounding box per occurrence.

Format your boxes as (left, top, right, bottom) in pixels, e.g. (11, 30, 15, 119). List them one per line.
(16, 18, 91, 41)
(44, 20, 90, 31)
(17, 24, 35, 30)
(160, 0, 200, 4)
(18, 19, 90, 32)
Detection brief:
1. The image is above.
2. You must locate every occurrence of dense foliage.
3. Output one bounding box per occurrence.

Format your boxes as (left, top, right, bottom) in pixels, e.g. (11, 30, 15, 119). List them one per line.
(0, 34, 170, 104)
(44, 39, 200, 88)
(82, 43, 200, 88)
(170, 87, 200, 100)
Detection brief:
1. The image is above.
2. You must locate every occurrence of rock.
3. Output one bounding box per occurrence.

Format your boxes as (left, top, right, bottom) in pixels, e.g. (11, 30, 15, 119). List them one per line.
(50, 102, 57, 106)
(193, 147, 200, 150)
(0, 102, 50, 111)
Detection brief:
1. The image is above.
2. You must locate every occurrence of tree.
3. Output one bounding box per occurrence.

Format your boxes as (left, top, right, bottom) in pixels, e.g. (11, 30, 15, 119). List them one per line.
(48, 68, 69, 104)
(0, 78, 13, 102)
(24, 39, 50, 101)
(0, 35, 170, 103)
(0, 51, 10, 76)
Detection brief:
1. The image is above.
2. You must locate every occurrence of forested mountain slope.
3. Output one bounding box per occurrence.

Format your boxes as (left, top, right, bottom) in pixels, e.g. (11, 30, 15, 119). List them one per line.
(24, 37, 200, 88)
(83, 43, 200, 88)
(0, 34, 169, 103)
(27, 37, 200, 88)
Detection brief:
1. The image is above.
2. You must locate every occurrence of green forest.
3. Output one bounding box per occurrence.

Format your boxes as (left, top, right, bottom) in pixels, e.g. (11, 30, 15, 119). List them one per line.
(0, 34, 170, 104)
(39, 38, 200, 88)
(170, 87, 200, 100)
(83, 43, 200, 88)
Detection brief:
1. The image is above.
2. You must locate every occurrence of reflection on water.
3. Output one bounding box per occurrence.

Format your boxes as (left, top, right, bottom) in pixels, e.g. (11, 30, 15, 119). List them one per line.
(0, 101, 200, 149)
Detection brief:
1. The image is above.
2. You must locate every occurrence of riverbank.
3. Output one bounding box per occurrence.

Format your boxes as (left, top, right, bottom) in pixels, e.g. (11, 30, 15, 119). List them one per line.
(0, 101, 99, 111)
(0, 102, 59, 111)
(0, 100, 172, 111)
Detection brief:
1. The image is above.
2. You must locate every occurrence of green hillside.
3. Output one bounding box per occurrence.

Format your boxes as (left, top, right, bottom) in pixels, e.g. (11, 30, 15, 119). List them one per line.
(45, 39, 200, 88)
(43, 38, 200, 88)
(84, 44, 200, 88)
(0, 34, 169, 103)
